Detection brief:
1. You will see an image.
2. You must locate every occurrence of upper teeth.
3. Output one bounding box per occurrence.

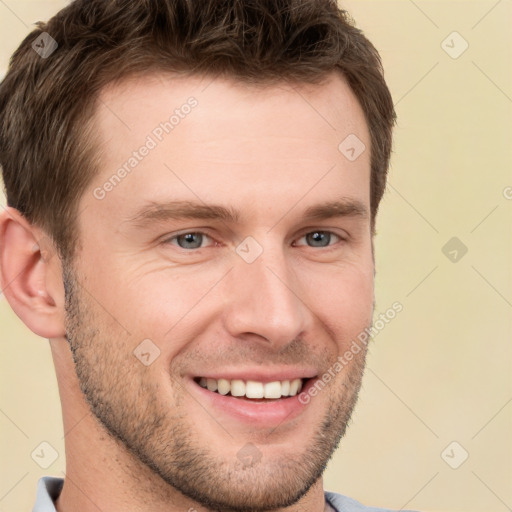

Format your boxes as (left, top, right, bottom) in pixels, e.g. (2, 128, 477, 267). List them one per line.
(198, 378, 303, 399)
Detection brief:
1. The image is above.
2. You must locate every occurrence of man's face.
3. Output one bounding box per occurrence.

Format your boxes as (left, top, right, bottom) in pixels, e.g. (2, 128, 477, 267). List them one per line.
(65, 72, 374, 511)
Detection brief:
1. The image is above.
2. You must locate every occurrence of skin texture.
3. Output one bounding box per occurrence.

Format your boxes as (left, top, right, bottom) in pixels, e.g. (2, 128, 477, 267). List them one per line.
(0, 71, 374, 512)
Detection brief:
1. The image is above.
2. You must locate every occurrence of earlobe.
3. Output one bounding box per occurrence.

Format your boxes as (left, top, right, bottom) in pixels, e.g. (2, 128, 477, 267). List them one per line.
(0, 207, 66, 338)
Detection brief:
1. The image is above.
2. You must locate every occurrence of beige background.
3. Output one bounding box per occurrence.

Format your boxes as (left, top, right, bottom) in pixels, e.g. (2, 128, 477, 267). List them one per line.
(1, 1, 511, 511)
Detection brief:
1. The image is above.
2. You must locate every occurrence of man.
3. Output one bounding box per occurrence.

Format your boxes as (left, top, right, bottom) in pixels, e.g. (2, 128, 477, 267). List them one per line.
(0, 1, 409, 511)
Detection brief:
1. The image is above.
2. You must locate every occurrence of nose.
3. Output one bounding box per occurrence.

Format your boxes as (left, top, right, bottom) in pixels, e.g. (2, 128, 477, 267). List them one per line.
(222, 244, 311, 349)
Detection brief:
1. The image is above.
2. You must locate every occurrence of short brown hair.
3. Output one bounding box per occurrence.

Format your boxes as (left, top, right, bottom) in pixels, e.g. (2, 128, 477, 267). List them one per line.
(0, 0, 395, 260)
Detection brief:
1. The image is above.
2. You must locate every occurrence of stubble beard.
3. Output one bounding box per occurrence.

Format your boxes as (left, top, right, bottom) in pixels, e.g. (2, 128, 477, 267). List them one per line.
(62, 262, 368, 512)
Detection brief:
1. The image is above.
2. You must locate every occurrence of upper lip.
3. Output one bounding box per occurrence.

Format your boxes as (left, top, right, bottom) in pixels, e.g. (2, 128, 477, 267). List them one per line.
(191, 367, 318, 383)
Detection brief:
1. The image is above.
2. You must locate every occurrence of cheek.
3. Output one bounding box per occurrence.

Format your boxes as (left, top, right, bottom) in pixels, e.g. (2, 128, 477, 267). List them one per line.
(77, 248, 201, 328)
(302, 261, 374, 343)
(87, 264, 228, 364)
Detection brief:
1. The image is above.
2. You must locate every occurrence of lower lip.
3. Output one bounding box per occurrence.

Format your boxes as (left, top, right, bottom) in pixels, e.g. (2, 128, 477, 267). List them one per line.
(188, 378, 317, 428)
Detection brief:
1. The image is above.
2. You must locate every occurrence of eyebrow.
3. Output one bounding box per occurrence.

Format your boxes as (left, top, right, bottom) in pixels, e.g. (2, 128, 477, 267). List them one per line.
(125, 199, 368, 228)
(126, 201, 240, 227)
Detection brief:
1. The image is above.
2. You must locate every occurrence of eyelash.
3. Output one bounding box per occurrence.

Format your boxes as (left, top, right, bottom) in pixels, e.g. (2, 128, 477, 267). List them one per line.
(164, 230, 345, 251)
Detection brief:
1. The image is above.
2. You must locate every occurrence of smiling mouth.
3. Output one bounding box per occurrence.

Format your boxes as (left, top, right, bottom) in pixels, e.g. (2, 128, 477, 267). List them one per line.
(194, 377, 308, 400)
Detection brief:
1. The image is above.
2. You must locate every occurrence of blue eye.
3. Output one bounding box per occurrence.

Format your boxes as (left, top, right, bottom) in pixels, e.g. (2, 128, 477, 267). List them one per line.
(165, 230, 342, 251)
(172, 232, 210, 249)
(296, 231, 341, 248)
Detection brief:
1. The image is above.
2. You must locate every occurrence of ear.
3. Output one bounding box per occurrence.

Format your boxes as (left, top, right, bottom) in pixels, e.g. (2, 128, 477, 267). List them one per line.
(0, 207, 66, 338)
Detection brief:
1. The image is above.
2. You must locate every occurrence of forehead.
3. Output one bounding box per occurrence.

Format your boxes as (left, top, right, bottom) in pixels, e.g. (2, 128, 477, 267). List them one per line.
(85, 72, 371, 227)
(93, 71, 369, 158)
